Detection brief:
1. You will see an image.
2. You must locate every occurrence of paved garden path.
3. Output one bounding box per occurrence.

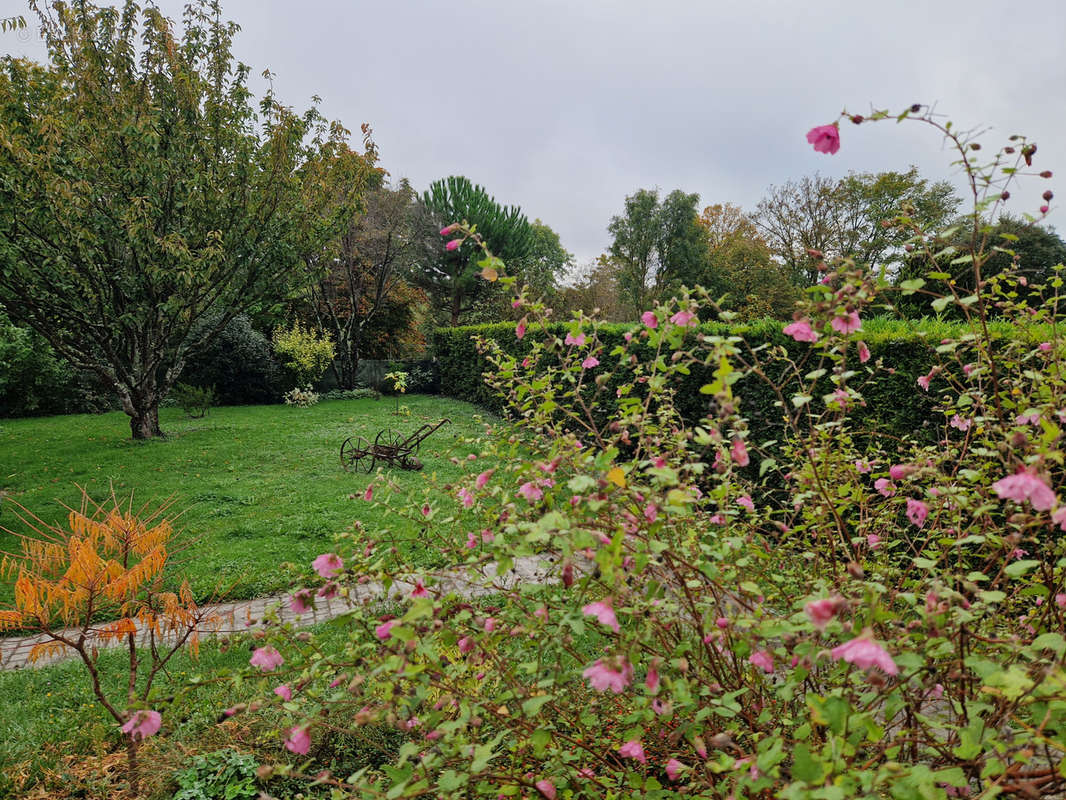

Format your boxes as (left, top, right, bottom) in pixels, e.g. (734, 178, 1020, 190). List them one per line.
(0, 554, 555, 671)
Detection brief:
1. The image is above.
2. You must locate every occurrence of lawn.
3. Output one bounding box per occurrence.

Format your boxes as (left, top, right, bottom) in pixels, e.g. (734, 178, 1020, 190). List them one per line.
(0, 395, 493, 603)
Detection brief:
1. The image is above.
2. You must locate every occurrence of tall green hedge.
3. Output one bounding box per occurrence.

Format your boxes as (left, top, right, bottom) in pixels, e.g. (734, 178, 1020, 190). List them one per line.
(433, 317, 1026, 444)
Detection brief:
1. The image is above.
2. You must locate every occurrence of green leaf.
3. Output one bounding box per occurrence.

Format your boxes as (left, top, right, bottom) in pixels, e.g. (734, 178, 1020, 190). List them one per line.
(1032, 632, 1066, 656)
(931, 297, 952, 313)
(521, 695, 553, 717)
(900, 278, 926, 294)
(791, 743, 825, 783)
(1004, 559, 1040, 577)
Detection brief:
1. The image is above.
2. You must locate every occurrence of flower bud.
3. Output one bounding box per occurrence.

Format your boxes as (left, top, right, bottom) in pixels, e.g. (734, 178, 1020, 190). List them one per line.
(1043, 190, 1053, 201)
(1040, 170, 1053, 178)
(846, 561, 865, 579)
(1000, 191, 1010, 201)
(910, 103, 922, 113)
(850, 114, 864, 124)
(445, 239, 461, 251)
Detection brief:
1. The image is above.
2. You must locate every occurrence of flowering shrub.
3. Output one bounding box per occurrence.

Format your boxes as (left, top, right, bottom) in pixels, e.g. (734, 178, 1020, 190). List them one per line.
(242, 107, 1066, 798)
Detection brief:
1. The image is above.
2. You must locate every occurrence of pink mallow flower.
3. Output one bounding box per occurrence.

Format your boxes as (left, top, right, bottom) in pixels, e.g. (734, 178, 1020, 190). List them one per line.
(458, 487, 474, 508)
(311, 553, 343, 579)
(906, 498, 929, 527)
(917, 372, 932, 391)
(516, 320, 526, 340)
(583, 600, 620, 633)
(582, 658, 633, 693)
(889, 464, 914, 481)
(749, 650, 774, 673)
(411, 580, 429, 598)
(731, 438, 750, 467)
(518, 482, 544, 502)
(581, 356, 600, 369)
(564, 332, 586, 346)
(805, 597, 840, 630)
(992, 470, 1057, 511)
(830, 634, 898, 675)
(831, 311, 862, 335)
(290, 589, 312, 615)
(475, 470, 494, 489)
(535, 779, 557, 799)
(274, 684, 292, 702)
(250, 646, 284, 672)
(666, 758, 685, 782)
(285, 726, 311, 755)
(120, 709, 161, 740)
(445, 238, 461, 251)
(737, 495, 755, 512)
(375, 619, 398, 640)
(857, 341, 871, 363)
(950, 415, 972, 431)
(641, 311, 658, 328)
(783, 319, 818, 343)
(618, 739, 647, 764)
(806, 124, 841, 155)
(874, 478, 895, 497)
(363, 485, 373, 502)
(670, 310, 697, 327)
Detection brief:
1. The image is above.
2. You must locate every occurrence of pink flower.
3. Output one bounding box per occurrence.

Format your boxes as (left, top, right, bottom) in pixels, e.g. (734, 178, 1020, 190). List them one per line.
(749, 650, 774, 673)
(465, 531, 477, 549)
(618, 739, 647, 764)
(666, 759, 685, 781)
(583, 600, 620, 632)
(484, 617, 497, 632)
(1040, 205, 1050, 215)
(857, 341, 871, 363)
(274, 684, 292, 702)
(830, 634, 898, 675)
(806, 124, 841, 155)
(805, 597, 840, 630)
(716, 616, 729, 629)
(641, 311, 658, 328)
(644, 503, 658, 523)
(906, 498, 929, 527)
(250, 646, 284, 672)
(285, 726, 311, 755)
(312, 553, 343, 579)
(855, 460, 873, 474)
(1055, 593, 1066, 608)
(290, 589, 312, 615)
(645, 663, 660, 693)
(420, 503, 431, 517)
(581, 356, 600, 369)
(737, 495, 755, 512)
(889, 464, 914, 481)
(874, 478, 895, 497)
(783, 319, 818, 342)
(831, 311, 862, 335)
(993, 470, 1057, 511)
(516, 320, 526, 340)
(457, 637, 474, 654)
(623, 332, 633, 341)
(445, 239, 461, 251)
(476, 470, 494, 489)
(375, 619, 398, 640)
(731, 439, 750, 467)
(458, 487, 474, 508)
(670, 309, 697, 327)
(917, 373, 932, 391)
(439, 224, 457, 236)
(1039, 341, 1052, 352)
(565, 332, 586, 346)
(867, 534, 882, 549)
(120, 709, 161, 740)
(1054, 507, 1066, 532)
(518, 482, 544, 502)
(534, 605, 549, 621)
(411, 580, 428, 598)
(582, 658, 633, 693)
(535, 779, 557, 799)
(317, 582, 337, 599)
(950, 414, 972, 431)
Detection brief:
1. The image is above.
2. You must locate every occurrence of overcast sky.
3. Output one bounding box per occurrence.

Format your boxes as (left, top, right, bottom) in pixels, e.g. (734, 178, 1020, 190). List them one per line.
(5, 0, 1065, 269)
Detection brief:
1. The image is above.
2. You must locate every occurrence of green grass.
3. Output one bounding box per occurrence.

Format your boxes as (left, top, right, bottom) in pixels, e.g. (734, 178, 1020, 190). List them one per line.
(0, 395, 493, 602)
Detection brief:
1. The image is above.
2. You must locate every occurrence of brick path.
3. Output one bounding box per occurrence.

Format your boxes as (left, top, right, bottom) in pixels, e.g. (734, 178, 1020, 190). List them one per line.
(0, 555, 554, 670)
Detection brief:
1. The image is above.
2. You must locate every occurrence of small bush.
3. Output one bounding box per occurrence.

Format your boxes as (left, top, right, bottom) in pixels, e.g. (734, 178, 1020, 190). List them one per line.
(273, 324, 335, 389)
(283, 386, 319, 408)
(171, 749, 259, 800)
(320, 387, 381, 401)
(170, 383, 215, 418)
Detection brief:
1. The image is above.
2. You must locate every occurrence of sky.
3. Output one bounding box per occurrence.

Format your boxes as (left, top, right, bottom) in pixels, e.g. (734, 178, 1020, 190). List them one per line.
(4, 0, 1065, 271)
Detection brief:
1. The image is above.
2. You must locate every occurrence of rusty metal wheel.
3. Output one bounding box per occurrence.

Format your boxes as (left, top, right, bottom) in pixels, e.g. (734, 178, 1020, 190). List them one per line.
(340, 436, 373, 473)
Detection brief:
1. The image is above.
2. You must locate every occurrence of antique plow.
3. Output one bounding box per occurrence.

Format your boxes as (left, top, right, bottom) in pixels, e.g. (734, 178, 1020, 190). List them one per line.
(340, 418, 451, 472)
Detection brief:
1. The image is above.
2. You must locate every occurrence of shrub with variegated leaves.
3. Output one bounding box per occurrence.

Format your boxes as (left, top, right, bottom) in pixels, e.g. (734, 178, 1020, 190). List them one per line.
(240, 107, 1066, 799)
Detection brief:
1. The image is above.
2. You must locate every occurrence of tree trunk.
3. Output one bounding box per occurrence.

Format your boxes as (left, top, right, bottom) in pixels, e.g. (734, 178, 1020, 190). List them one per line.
(129, 403, 162, 439)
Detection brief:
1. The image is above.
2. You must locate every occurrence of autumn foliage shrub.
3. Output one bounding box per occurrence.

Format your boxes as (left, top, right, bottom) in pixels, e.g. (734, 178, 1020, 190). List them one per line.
(239, 107, 1066, 798)
(0, 493, 219, 795)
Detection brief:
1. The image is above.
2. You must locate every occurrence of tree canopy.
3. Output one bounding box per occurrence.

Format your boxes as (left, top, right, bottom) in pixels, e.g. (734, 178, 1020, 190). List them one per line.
(0, 0, 374, 437)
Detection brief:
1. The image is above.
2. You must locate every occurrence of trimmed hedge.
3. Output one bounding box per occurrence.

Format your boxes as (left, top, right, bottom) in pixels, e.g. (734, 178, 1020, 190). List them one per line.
(433, 317, 1028, 444)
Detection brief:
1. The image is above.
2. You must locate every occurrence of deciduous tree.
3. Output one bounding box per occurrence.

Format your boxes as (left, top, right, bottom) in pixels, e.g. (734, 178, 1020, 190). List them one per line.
(0, 1, 370, 438)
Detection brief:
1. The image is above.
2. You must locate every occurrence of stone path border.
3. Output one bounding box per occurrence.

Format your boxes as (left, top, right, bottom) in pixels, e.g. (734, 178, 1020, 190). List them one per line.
(0, 555, 554, 671)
